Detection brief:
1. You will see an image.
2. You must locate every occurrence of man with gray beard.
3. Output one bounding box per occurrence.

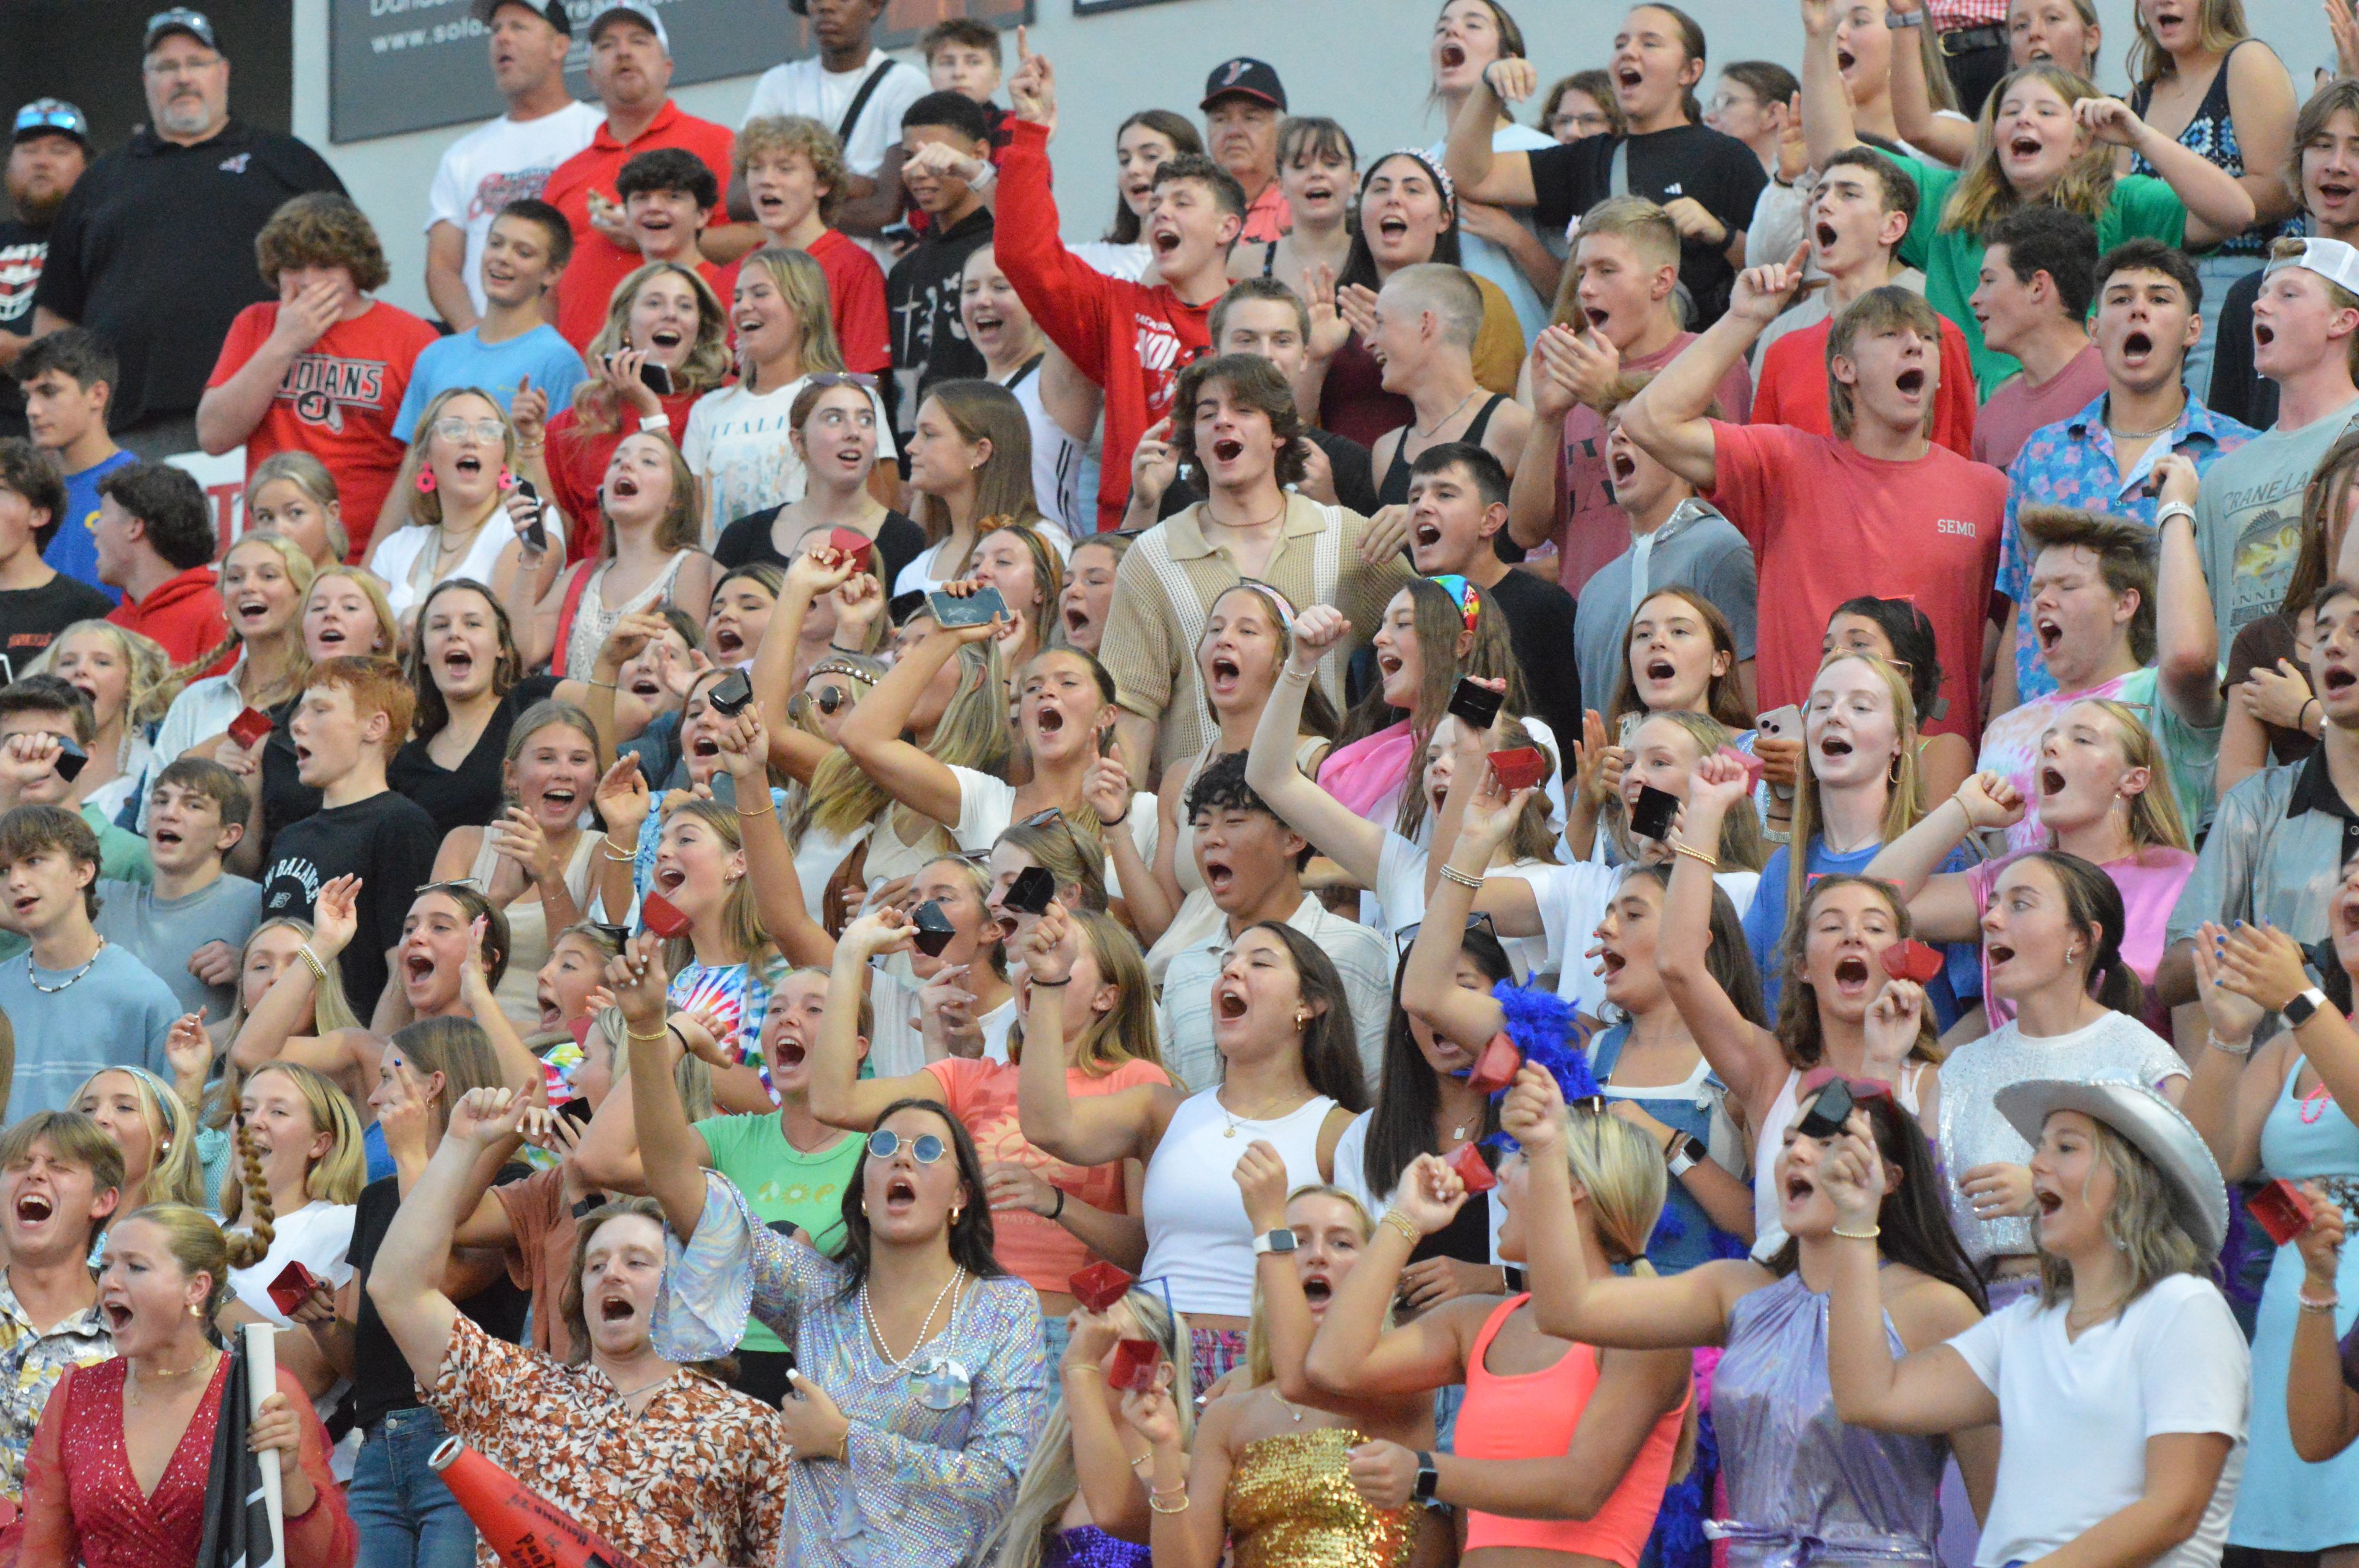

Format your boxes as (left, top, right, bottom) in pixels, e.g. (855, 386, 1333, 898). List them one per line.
(32, 9, 343, 458)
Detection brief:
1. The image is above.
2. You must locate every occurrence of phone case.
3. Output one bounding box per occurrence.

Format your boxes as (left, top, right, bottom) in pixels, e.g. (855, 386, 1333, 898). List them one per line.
(912, 900, 958, 958)
(1447, 1139, 1498, 1195)
(51, 741, 85, 784)
(1070, 1261, 1134, 1314)
(228, 707, 273, 749)
(1107, 1337, 1164, 1392)
(827, 526, 875, 574)
(2247, 1179, 2315, 1246)
(640, 892, 690, 939)
(929, 586, 1009, 628)
(1446, 679, 1504, 730)
(1629, 784, 1681, 842)
(267, 1260, 323, 1317)
(707, 669, 753, 717)
(1005, 865, 1056, 916)
(1465, 1032, 1522, 1094)
(1487, 747, 1546, 794)
(1796, 1079, 1856, 1142)
(1880, 940, 1946, 985)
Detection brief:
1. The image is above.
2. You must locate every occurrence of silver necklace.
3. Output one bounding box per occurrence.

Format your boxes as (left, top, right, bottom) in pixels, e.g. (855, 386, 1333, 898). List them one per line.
(859, 1268, 963, 1381)
(29, 937, 104, 994)
(1411, 387, 1480, 440)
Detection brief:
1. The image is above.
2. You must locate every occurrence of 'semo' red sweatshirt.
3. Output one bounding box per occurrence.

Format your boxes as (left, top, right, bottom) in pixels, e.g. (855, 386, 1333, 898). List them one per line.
(995, 120, 1213, 532)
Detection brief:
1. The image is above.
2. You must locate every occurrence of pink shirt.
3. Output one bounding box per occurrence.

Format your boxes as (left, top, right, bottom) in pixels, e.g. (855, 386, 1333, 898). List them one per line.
(1968, 845, 2197, 1029)
(1972, 343, 2110, 470)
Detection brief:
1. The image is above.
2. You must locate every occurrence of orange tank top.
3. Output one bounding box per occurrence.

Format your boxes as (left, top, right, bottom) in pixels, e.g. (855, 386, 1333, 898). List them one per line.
(1457, 1293, 1687, 1563)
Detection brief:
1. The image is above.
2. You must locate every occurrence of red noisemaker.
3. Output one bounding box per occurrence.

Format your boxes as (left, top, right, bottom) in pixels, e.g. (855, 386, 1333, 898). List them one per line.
(1880, 940, 1945, 985)
(1447, 1139, 1497, 1195)
(1716, 745, 1766, 790)
(2248, 1178, 2316, 1246)
(639, 892, 690, 940)
(1465, 1032, 1522, 1094)
(228, 707, 274, 750)
(429, 1438, 649, 1568)
(1107, 1337, 1163, 1391)
(1069, 1262, 1134, 1314)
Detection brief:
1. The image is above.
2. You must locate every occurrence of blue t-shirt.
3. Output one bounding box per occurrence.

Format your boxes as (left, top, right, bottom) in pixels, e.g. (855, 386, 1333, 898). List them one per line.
(46, 450, 136, 601)
(393, 324, 589, 442)
(1743, 835, 1981, 1030)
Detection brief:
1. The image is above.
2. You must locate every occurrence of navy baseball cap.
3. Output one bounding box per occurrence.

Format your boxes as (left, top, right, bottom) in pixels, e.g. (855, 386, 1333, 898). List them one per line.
(1202, 58, 1286, 112)
(143, 7, 218, 52)
(13, 99, 88, 147)
(470, 0, 573, 34)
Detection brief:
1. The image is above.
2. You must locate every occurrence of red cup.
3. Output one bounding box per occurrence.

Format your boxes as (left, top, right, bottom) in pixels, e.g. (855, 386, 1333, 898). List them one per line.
(2247, 1178, 2316, 1246)
(1107, 1336, 1162, 1391)
(828, 526, 875, 575)
(1880, 939, 1944, 985)
(228, 706, 273, 749)
(267, 1259, 323, 1317)
(1447, 1139, 1498, 1195)
(640, 892, 690, 939)
(1069, 1261, 1134, 1314)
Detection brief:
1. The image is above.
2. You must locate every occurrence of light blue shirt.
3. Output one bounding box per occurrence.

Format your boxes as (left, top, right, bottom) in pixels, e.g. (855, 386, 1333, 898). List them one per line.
(393, 323, 589, 441)
(0, 942, 177, 1121)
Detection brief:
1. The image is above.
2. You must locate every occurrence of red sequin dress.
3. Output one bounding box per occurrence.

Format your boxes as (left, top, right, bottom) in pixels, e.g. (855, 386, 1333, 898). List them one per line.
(3, 1357, 355, 1568)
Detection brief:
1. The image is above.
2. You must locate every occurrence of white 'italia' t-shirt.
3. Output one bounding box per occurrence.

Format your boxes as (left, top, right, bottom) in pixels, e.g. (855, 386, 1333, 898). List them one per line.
(425, 101, 604, 320)
(681, 374, 897, 544)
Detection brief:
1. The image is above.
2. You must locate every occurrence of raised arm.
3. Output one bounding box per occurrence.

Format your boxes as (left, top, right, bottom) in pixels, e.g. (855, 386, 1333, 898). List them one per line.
(1409, 770, 1527, 1050)
(1864, 774, 2022, 942)
(1657, 756, 1788, 1117)
(1014, 907, 1165, 1168)
(198, 286, 340, 454)
(2213, 921, 2359, 1120)
(1243, 607, 1387, 884)
(835, 614, 999, 827)
(753, 545, 861, 782)
(600, 932, 719, 1237)
(231, 875, 360, 1072)
(1798, 0, 1864, 170)
(1235, 1140, 1328, 1404)
(1880, 0, 1973, 161)
(714, 705, 832, 967)
(2079, 97, 2256, 249)
(2182, 929, 2279, 1177)
(1304, 1156, 1484, 1398)
(1444, 61, 1540, 206)
(2288, 1198, 2359, 1462)
(1619, 255, 1796, 493)
(2154, 456, 2224, 727)
(366, 1085, 531, 1387)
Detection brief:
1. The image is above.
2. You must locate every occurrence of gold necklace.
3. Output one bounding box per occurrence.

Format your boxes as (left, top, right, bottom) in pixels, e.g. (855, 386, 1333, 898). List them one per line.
(128, 1348, 219, 1405)
(1218, 1086, 1301, 1137)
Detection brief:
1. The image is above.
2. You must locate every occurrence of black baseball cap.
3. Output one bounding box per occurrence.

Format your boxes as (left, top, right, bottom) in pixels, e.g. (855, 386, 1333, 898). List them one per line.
(143, 7, 217, 52)
(469, 0, 573, 34)
(1201, 58, 1286, 112)
(13, 99, 88, 147)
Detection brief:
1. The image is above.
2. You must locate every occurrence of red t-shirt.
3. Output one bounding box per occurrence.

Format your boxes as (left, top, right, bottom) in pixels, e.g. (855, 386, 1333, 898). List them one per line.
(542, 101, 737, 351)
(1707, 420, 2007, 739)
(542, 391, 697, 563)
(1750, 314, 1978, 459)
(205, 300, 439, 563)
(1552, 331, 1753, 595)
(808, 228, 891, 375)
(107, 565, 232, 671)
(1971, 341, 2110, 471)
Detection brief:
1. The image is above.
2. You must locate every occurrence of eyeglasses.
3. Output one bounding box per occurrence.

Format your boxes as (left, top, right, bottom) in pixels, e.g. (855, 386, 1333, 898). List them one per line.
(867, 1128, 948, 1164)
(1394, 911, 1498, 958)
(431, 418, 507, 445)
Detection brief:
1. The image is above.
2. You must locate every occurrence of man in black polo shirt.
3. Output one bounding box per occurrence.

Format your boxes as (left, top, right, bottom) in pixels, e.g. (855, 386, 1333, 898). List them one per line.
(0, 100, 89, 442)
(33, 8, 343, 459)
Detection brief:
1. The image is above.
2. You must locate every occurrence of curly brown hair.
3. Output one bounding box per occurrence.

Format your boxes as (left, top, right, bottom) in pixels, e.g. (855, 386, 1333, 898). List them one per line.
(255, 192, 389, 294)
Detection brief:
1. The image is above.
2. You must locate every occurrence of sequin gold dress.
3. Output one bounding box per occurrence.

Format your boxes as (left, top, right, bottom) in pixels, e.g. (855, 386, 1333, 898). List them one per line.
(1224, 1426, 1417, 1568)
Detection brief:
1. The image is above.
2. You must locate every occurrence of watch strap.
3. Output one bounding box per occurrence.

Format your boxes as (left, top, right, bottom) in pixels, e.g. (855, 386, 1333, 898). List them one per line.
(1251, 1228, 1297, 1255)
(2287, 987, 2330, 1026)
(1413, 1451, 1439, 1501)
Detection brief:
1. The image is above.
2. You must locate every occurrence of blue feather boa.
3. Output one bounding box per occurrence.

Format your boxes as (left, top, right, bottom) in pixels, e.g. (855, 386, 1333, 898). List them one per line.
(1482, 981, 1601, 1152)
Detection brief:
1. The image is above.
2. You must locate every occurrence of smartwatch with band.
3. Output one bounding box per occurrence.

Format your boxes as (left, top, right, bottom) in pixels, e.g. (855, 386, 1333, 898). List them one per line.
(1252, 1229, 1298, 1256)
(1667, 1133, 1703, 1178)
(1414, 1451, 1441, 1502)
(2284, 986, 2332, 1028)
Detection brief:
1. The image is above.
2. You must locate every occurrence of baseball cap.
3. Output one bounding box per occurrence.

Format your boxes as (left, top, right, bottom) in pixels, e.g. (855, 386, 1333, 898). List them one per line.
(469, 0, 573, 34)
(587, 4, 670, 54)
(1201, 58, 1286, 112)
(2266, 237, 2359, 297)
(143, 7, 218, 53)
(13, 99, 89, 147)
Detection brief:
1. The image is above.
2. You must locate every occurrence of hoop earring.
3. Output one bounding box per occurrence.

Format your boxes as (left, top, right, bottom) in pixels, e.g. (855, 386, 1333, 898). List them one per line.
(1295, 1009, 1310, 1029)
(415, 469, 437, 494)
(950, 1205, 964, 1224)
(1888, 752, 1903, 786)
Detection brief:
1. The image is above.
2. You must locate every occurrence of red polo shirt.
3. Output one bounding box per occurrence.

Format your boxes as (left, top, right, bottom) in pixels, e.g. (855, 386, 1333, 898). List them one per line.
(108, 565, 232, 671)
(544, 101, 736, 351)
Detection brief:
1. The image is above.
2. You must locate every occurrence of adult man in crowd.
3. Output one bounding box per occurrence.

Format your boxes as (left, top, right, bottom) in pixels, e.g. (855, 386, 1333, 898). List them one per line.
(33, 9, 344, 458)
(424, 0, 601, 332)
(0, 101, 89, 442)
(15, 330, 130, 603)
(1202, 58, 1290, 246)
(0, 1112, 123, 1504)
(741, 0, 929, 262)
(1970, 206, 2106, 469)
(93, 464, 226, 669)
(544, 5, 736, 351)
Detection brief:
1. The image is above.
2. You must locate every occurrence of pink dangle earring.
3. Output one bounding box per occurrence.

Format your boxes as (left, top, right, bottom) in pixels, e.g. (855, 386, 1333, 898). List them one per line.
(416, 469, 437, 494)
(498, 467, 517, 491)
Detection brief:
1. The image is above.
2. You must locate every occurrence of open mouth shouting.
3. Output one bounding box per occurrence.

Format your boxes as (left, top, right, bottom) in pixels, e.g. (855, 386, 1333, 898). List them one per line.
(771, 1036, 809, 1072)
(648, 327, 684, 353)
(711, 623, 744, 659)
(1301, 1270, 1334, 1308)
(102, 1296, 133, 1334)
(452, 449, 485, 482)
(2035, 614, 2063, 655)
(403, 947, 438, 989)
(611, 471, 642, 502)
(1818, 734, 1855, 766)
(2320, 174, 2359, 214)
(2118, 329, 2155, 369)
(2040, 763, 2068, 798)
(1213, 975, 1250, 1021)
(538, 981, 565, 1032)
(1597, 942, 1629, 983)
(12, 1190, 53, 1235)
(1412, 512, 1445, 552)
(1985, 939, 2017, 973)
(597, 1290, 638, 1326)
(1893, 367, 1927, 399)
(1641, 655, 1678, 686)
(2323, 661, 2358, 701)
(1836, 47, 1857, 72)
(539, 782, 580, 819)
(1611, 451, 1640, 486)
(1149, 219, 1184, 259)
(1064, 601, 1094, 637)
(314, 621, 347, 651)
(1616, 62, 1644, 93)
(2006, 130, 2045, 162)
(1438, 38, 1468, 70)
(654, 864, 689, 898)
(2032, 1179, 2064, 1219)
(1376, 212, 1411, 246)
(2255, 321, 2277, 350)
(1814, 220, 1840, 254)
(234, 592, 274, 627)
(1033, 700, 1067, 736)
(153, 821, 186, 854)
(1211, 435, 1246, 464)
(442, 645, 476, 684)
(1831, 953, 1873, 997)
(1206, 651, 1243, 697)
(628, 671, 665, 701)
(967, 302, 1007, 346)
(1202, 849, 1238, 900)
(1783, 1168, 1818, 1209)
(880, 1169, 920, 1215)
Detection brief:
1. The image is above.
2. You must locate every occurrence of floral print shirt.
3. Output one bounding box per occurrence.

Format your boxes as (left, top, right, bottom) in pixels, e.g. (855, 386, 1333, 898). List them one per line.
(424, 1314, 789, 1568)
(0, 1276, 112, 1502)
(654, 1171, 1047, 1566)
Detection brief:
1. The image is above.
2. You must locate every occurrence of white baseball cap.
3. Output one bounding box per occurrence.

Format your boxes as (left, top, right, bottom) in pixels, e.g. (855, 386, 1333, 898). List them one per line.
(587, 4, 670, 55)
(2264, 236, 2359, 296)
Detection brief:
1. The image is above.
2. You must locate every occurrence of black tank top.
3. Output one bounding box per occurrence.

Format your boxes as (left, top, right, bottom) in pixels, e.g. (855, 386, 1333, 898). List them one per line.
(1374, 394, 1508, 507)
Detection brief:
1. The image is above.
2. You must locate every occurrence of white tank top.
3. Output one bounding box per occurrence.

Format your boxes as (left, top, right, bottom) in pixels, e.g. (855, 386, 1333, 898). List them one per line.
(1750, 1062, 1926, 1260)
(1141, 1088, 1338, 1316)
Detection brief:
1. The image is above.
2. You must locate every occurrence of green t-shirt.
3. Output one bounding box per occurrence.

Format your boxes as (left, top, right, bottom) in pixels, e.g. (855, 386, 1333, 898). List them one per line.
(694, 1112, 863, 1355)
(1894, 155, 2189, 397)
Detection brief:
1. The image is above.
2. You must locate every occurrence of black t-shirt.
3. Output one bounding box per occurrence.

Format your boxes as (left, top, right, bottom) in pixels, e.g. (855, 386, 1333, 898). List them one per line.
(258, 695, 320, 864)
(0, 572, 113, 681)
(34, 120, 345, 427)
(0, 217, 49, 438)
(348, 1171, 530, 1429)
(884, 205, 994, 441)
(713, 507, 926, 597)
(2208, 267, 2275, 431)
(1527, 125, 1767, 330)
(386, 676, 560, 840)
(259, 789, 442, 1020)
(1157, 427, 1380, 520)
(1485, 568, 1584, 777)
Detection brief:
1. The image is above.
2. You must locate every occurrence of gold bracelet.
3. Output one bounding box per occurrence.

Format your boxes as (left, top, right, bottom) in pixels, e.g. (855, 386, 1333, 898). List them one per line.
(625, 1024, 670, 1045)
(1148, 1488, 1190, 1515)
(295, 944, 331, 985)
(737, 794, 776, 817)
(1379, 1209, 1422, 1247)
(1672, 842, 1719, 870)
(516, 439, 545, 454)
(1436, 864, 1484, 892)
(1831, 1223, 1881, 1241)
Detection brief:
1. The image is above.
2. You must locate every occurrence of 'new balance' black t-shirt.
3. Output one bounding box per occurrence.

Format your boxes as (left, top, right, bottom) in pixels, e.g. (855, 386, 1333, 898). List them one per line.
(1527, 123, 1768, 329)
(259, 789, 440, 1021)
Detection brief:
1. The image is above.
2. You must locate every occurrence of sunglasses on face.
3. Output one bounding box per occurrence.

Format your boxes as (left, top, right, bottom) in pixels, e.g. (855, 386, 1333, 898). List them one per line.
(867, 1128, 948, 1164)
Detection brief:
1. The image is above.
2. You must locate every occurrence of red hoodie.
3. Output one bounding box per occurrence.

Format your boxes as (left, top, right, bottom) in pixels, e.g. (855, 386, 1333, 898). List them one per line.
(996, 120, 1213, 532)
(108, 565, 232, 673)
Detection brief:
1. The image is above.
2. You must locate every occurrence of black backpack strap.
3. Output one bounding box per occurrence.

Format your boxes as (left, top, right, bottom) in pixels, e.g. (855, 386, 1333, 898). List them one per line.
(837, 59, 898, 146)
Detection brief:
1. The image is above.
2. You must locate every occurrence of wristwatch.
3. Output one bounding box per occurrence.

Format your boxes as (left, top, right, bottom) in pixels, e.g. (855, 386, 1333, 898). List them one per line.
(1885, 7, 1926, 25)
(2284, 986, 2332, 1028)
(1413, 1451, 1441, 1503)
(1251, 1229, 1298, 1256)
(1667, 1133, 1703, 1178)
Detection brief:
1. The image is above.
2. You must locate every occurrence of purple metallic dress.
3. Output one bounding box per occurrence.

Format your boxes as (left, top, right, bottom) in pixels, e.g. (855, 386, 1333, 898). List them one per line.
(1041, 1526, 1149, 1568)
(1710, 1273, 1947, 1568)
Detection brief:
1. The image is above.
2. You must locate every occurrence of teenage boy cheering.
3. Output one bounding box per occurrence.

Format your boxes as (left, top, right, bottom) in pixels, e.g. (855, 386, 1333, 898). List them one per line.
(740, 0, 929, 259)
(0, 678, 149, 889)
(14, 330, 130, 601)
(96, 757, 259, 1023)
(0, 805, 177, 1120)
(734, 115, 889, 375)
(1619, 257, 2006, 739)
(399, 200, 587, 436)
(92, 464, 226, 669)
(886, 92, 995, 443)
(999, 34, 1242, 531)
(0, 1112, 124, 1503)
(617, 146, 730, 283)
(1968, 206, 2105, 470)
(257, 656, 440, 1021)
(1749, 147, 1975, 456)
(0, 439, 107, 677)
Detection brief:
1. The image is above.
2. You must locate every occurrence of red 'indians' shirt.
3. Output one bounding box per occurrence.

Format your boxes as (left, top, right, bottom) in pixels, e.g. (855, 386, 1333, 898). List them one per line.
(207, 298, 438, 562)
(1706, 420, 2007, 740)
(995, 119, 1212, 532)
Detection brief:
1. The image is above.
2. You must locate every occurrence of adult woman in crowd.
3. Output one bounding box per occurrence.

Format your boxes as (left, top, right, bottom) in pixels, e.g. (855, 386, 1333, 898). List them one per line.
(1018, 915, 1367, 1392)
(206, 911, 370, 1206)
(41, 620, 171, 827)
(1057, 530, 1130, 659)
(1821, 597, 1976, 816)
(714, 370, 925, 590)
(12, 1196, 358, 1568)
(895, 381, 1047, 598)
(685, 248, 896, 539)
(1303, 150, 1522, 447)
(2217, 431, 2359, 791)
(1511, 1063, 1994, 1568)
(386, 578, 542, 839)
(74, 1064, 208, 1217)
(143, 532, 315, 827)
(807, 905, 1172, 1327)
(627, 930, 1047, 1566)
(1821, 1078, 2244, 1568)
(1541, 71, 1625, 142)
(245, 451, 351, 569)
(964, 245, 1098, 544)
(368, 389, 550, 625)
(1246, 117, 1358, 306)
(428, 700, 603, 1035)
(967, 522, 1066, 675)
(1122, 1168, 1436, 1568)
(517, 432, 718, 677)
(2186, 910, 2359, 1556)
(1669, 752, 1945, 1257)
(1867, 721, 2197, 1033)
(1424, 0, 1565, 336)
(1144, 582, 1336, 972)
(523, 261, 728, 561)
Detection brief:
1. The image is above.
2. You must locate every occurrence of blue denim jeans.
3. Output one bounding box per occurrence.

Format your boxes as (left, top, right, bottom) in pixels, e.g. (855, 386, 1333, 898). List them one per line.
(351, 1407, 479, 1568)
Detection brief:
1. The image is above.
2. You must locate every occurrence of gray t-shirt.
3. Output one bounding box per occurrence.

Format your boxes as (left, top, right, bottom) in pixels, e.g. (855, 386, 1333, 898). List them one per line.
(1573, 499, 1759, 714)
(2196, 396, 2359, 652)
(93, 873, 262, 1023)
(0, 943, 178, 1120)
